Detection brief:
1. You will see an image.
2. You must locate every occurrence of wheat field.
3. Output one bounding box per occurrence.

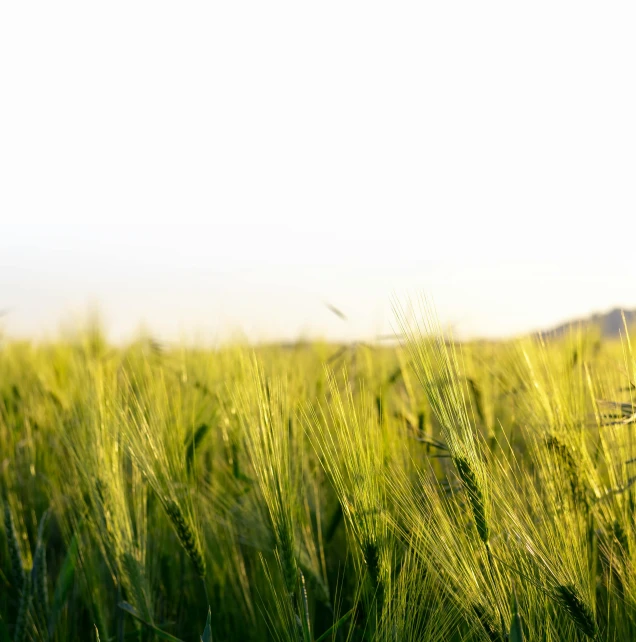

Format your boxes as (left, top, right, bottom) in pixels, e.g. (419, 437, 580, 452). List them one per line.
(2, 308, 636, 641)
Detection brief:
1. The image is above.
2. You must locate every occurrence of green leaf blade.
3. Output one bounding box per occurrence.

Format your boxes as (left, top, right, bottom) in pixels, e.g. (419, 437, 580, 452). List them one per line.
(201, 606, 213, 642)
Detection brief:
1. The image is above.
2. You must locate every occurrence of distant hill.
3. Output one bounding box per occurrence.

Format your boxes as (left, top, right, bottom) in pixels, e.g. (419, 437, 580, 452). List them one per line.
(539, 308, 636, 338)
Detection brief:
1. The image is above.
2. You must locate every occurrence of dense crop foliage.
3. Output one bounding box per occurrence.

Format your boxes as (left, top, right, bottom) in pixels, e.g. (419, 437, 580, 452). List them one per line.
(2, 310, 636, 641)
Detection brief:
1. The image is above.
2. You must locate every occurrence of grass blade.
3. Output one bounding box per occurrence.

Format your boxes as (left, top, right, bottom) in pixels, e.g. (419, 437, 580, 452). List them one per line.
(201, 606, 213, 642)
(314, 608, 354, 642)
(118, 602, 185, 642)
(509, 589, 524, 642)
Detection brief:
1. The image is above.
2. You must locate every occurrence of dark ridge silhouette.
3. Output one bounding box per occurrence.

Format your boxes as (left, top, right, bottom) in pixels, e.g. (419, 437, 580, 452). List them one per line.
(538, 307, 636, 339)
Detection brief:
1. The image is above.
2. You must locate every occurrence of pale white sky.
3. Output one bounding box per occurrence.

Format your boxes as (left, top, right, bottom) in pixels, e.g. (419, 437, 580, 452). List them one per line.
(1, 3, 635, 343)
